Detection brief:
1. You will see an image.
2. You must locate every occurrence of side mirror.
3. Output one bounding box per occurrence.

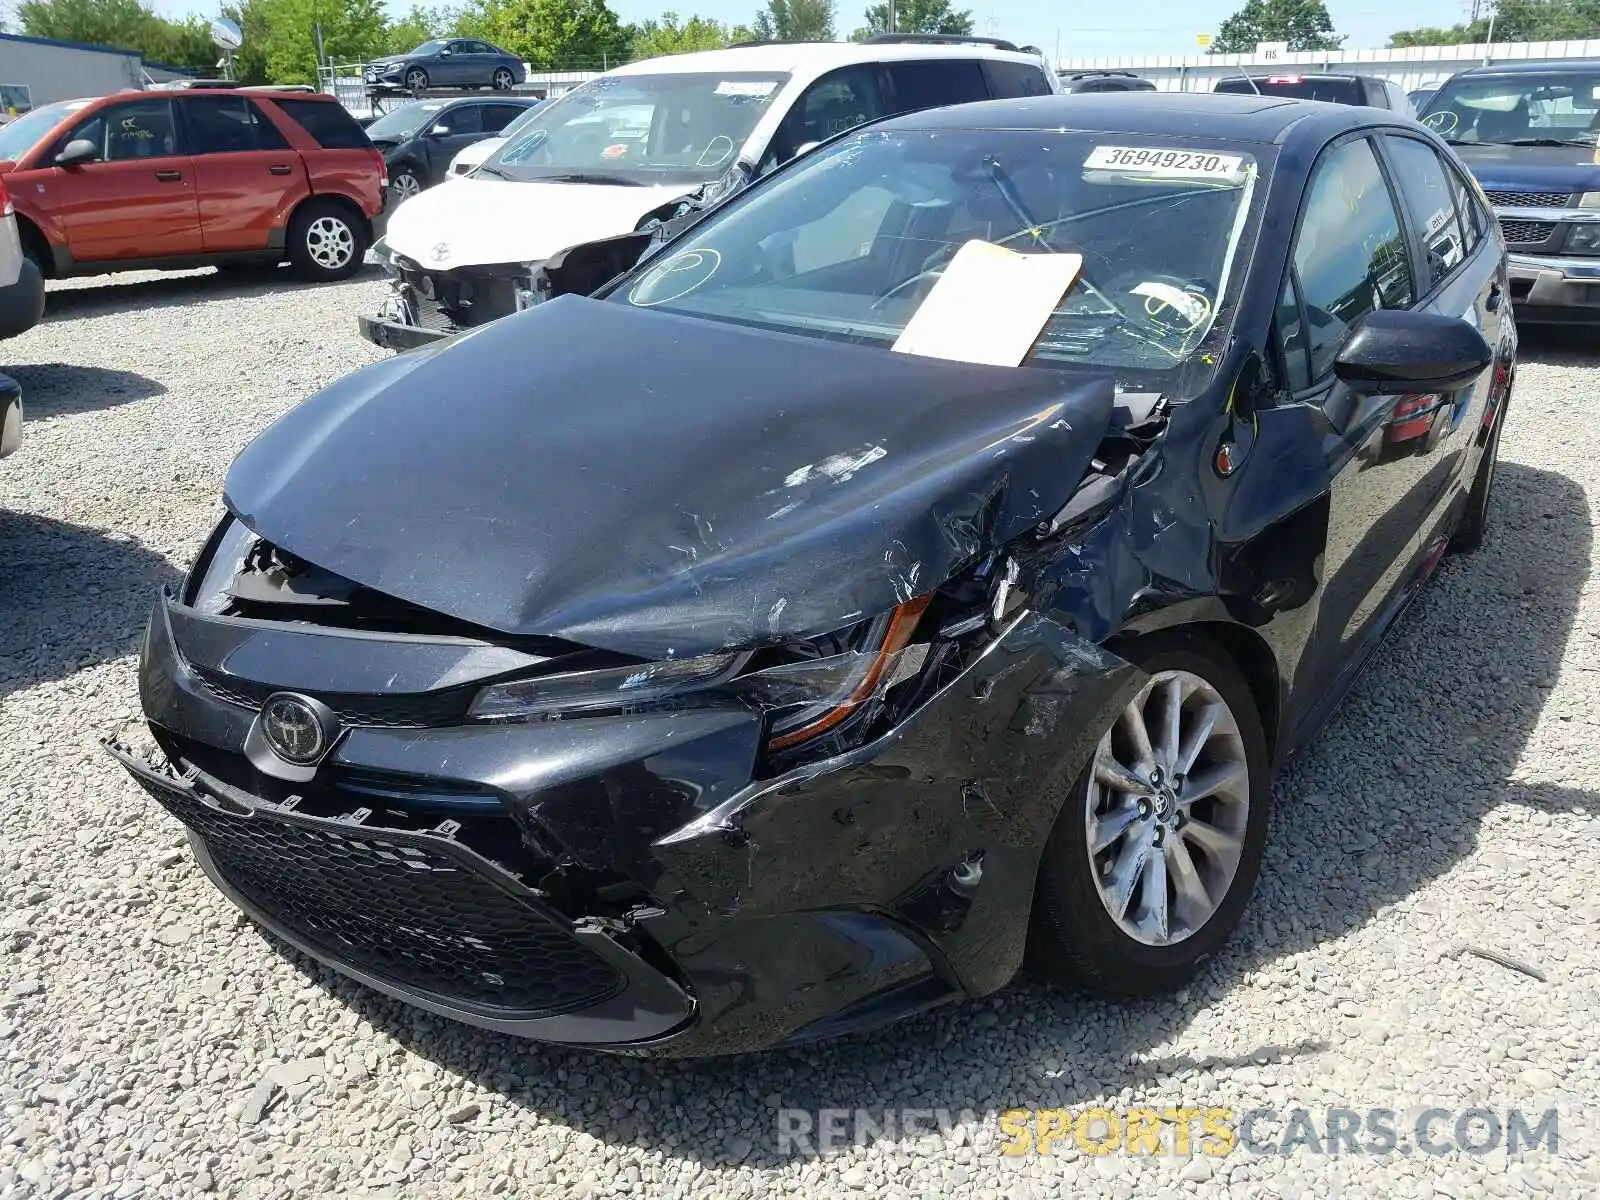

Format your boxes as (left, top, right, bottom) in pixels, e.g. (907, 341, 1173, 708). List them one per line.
(439, 47, 452, 56)
(1332, 308, 1492, 394)
(56, 138, 99, 167)
(429, 123, 450, 137)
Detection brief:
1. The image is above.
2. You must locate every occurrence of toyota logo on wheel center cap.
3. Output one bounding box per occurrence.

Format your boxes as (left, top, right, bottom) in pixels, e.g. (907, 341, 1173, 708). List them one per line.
(260, 693, 331, 766)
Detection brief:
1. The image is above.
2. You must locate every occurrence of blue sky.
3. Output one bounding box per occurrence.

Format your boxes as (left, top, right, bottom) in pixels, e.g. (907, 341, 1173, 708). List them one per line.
(140, 0, 1478, 61)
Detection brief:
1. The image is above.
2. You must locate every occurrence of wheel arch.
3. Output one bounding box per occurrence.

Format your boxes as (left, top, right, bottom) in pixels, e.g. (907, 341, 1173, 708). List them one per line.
(295, 191, 370, 239)
(1104, 616, 1285, 765)
(14, 212, 58, 277)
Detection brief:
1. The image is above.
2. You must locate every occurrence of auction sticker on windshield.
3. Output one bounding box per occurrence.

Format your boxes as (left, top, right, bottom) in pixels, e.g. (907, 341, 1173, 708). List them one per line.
(1084, 145, 1249, 183)
(716, 81, 778, 97)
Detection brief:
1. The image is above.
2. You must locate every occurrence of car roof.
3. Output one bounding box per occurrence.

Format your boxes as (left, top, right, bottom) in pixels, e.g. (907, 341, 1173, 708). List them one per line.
(880, 90, 1364, 143)
(1224, 72, 1382, 83)
(606, 40, 1048, 78)
(1454, 58, 1600, 76)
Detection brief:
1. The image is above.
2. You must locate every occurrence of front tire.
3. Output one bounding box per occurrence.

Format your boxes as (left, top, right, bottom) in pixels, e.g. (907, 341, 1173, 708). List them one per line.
(1031, 630, 1272, 996)
(389, 166, 425, 202)
(287, 201, 367, 282)
(492, 68, 514, 91)
(405, 68, 429, 91)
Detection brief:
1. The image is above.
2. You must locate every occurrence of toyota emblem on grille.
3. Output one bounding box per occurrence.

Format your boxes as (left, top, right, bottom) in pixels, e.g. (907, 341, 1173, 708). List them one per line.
(261, 693, 331, 766)
(430, 242, 450, 263)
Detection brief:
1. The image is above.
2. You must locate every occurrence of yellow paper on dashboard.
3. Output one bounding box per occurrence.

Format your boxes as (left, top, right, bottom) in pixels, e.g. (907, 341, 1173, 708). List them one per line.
(891, 239, 1084, 368)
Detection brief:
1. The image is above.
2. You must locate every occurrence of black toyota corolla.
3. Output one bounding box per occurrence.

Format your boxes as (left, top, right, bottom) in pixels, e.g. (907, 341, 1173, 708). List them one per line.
(108, 92, 1517, 1056)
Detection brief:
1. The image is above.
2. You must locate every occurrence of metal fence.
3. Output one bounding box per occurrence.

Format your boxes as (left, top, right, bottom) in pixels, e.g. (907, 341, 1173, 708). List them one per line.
(1058, 38, 1600, 93)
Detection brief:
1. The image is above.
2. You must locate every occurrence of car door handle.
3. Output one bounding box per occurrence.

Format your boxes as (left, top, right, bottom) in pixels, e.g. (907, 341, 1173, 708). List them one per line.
(154, 169, 183, 182)
(1486, 282, 1503, 312)
(267, 164, 293, 175)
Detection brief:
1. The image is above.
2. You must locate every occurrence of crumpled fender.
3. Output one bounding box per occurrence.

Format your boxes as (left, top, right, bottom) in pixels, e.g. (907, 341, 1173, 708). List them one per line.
(645, 610, 1144, 998)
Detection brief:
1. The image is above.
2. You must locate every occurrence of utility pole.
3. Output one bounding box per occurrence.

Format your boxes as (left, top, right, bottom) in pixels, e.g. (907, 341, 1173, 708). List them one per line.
(888, 0, 895, 33)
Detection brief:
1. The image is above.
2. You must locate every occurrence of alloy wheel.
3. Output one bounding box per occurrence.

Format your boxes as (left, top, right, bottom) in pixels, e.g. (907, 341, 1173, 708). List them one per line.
(493, 69, 514, 90)
(1084, 669, 1251, 947)
(406, 69, 428, 91)
(305, 216, 355, 271)
(391, 172, 422, 201)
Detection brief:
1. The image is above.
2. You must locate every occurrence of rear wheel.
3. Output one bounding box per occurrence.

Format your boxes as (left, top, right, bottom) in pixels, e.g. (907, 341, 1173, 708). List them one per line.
(492, 68, 514, 91)
(287, 200, 366, 282)
(1031, 630, 1272, 996)
(405, 67, 429, 91)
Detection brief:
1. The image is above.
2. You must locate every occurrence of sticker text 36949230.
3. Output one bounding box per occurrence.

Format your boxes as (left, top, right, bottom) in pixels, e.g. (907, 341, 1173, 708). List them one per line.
(1084, 145, 1249, 184)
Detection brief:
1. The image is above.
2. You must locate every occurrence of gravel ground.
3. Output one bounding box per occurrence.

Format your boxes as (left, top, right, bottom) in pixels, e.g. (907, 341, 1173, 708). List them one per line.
(2, 268, 1598, 1199)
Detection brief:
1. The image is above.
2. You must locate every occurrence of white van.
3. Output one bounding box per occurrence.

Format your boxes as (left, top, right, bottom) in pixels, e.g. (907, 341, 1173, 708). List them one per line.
(359, 37, 1060, 349)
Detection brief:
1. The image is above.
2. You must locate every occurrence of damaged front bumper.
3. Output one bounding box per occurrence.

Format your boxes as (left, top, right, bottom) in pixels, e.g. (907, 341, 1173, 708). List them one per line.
(359, 243, 537, 350)
(109, 590, 1138, 1054)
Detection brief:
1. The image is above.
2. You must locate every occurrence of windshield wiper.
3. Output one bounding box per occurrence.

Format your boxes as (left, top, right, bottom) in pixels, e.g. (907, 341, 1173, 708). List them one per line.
(473, 163, 513, 180)
(1493, 137, 1594, 147)
(539, 172, 646, 186)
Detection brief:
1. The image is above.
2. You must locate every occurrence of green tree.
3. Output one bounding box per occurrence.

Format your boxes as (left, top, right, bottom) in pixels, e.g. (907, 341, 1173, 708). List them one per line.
(452, 0, 628, 67)
(1391, 0, 1600, 45)
(19, 0, 217, 68)
(1209, 0, 1343, 53)
(750, 0, 835, 41)
(384, 4, 444, 53)
(247, 0, 387, 81)
(629, 10, 734, 57)
(851, 0, 970, 40)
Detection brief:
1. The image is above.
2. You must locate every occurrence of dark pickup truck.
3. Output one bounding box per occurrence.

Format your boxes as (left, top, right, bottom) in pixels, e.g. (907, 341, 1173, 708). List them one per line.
(1420, 60, 1600, 325)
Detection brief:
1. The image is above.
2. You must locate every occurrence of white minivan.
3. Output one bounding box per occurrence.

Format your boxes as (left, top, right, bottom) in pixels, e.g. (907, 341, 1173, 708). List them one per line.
(359, 37, 1060, 349)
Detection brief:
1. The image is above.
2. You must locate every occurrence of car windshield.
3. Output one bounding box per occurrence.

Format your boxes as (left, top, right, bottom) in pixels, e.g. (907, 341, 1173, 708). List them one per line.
(0, 98, 90, 161)
(409, 41, 445, 56)
(1420, 71, 1600, 145)
(481, 71, 790, 187)
(609, 128, 1263, 385)
(366, 100, 450, 140)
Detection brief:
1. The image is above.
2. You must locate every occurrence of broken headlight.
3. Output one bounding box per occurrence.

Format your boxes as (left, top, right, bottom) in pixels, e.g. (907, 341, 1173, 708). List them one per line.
(753, 596, 931, 750)
(186, 517, 258, 615)
(467, 651, 749, 721)
(465, 594, 937, 744)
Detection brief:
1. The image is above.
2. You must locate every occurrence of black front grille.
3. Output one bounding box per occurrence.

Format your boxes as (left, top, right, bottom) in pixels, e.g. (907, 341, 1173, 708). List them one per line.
(1486, 190, 1572, 209)
(1499, 218, 1555, 245)
(188, 663, 476, 728)
(121, 755, 623, 1016)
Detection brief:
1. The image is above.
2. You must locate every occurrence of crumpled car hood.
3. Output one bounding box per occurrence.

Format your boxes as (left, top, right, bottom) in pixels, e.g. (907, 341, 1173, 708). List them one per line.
(383, 175, 690, 269)
(224, 295, 1115, 660)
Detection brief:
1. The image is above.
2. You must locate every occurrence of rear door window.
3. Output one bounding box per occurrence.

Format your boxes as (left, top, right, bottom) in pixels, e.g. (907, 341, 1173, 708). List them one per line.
(183, 95, 289, 154)
(274, 98, 372, 149)
(884, 60, 989, 114)
(483, 104, 526, 132)
(982, 60, 1054, 98)
(1382, 134, 1468, 290)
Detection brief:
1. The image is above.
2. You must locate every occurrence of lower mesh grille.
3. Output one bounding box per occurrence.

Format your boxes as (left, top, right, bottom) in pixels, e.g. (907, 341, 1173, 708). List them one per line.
(118, 752, 623, 1016)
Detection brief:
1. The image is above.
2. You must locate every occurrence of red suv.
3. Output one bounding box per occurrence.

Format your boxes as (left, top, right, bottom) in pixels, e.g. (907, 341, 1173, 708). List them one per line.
(0, 89, 387, 283)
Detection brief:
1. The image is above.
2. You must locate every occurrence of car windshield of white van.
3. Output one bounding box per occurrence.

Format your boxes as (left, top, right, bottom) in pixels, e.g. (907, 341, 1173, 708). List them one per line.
(1420, 71, 1600, 146)
(479, 71, 790, 187)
